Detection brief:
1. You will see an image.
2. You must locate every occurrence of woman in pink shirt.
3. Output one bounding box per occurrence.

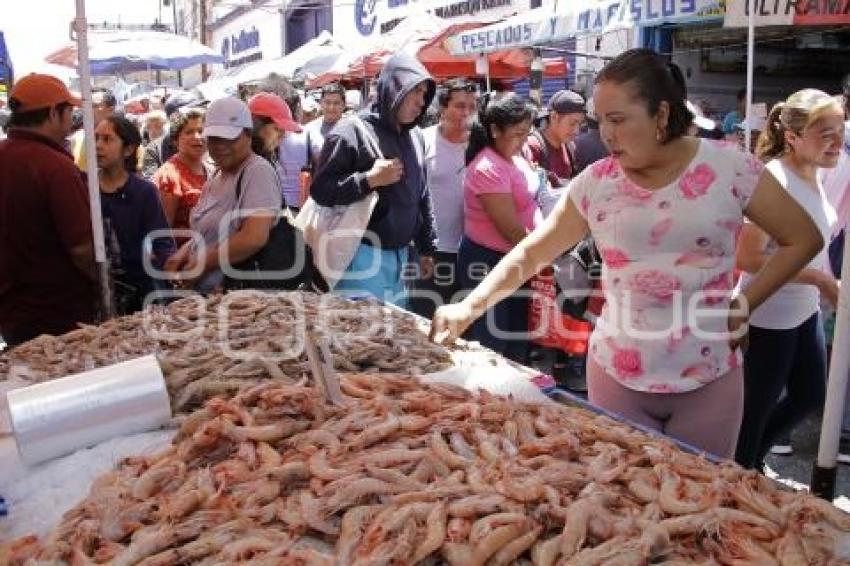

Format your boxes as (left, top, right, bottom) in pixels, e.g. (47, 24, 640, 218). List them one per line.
(433, 50, 823, 458)
(458, 94, 542, 363)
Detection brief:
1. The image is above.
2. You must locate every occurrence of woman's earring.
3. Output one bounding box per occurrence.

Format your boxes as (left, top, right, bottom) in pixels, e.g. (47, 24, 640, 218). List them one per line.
(656, 127, 665, 142)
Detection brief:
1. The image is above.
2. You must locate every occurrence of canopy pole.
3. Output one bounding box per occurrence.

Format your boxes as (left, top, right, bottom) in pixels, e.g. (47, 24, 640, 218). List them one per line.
(744, 0, 755, 152)
(812, 213, 850, 500)
(73, 0, 113, 319)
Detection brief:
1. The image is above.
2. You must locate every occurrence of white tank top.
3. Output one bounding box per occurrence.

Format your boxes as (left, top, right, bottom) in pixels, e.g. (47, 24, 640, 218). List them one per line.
(742, 159, 837, 330)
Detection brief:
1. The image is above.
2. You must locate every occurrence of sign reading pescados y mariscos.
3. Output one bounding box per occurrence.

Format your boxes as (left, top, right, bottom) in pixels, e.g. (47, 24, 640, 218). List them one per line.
(446, 0, 724, 55)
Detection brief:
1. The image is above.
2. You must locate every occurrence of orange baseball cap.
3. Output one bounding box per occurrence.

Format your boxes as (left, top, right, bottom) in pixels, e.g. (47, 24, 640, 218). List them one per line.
(10, 74, 82, 112)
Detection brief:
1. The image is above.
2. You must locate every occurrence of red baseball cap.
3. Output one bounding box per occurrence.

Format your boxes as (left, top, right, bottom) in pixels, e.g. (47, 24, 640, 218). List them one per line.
(248, 92, 302, 133)
(10, 74, 82, 112)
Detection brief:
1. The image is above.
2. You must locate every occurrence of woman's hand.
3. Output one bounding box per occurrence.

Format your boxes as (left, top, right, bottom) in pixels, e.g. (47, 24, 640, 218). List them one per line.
(727, 296, 750, 352)
(163, 241, 192, 273)
(815, 271, 840, 307)
(430, 302, 477, 346)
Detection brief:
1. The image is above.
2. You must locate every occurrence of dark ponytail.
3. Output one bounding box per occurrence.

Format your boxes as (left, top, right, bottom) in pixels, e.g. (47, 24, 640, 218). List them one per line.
(465, 93, 536, 165)
(595, 49, 693, 143)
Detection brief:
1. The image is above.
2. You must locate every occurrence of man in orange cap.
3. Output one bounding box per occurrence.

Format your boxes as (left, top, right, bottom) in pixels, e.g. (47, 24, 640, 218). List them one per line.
(0, 73, 97, 347)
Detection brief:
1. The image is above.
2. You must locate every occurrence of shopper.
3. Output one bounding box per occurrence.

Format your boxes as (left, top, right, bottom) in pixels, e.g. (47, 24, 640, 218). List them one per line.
(431, 49, 823, 458)
(71, 87, 117, 171)
(456, 93, 541, 363)
(95, 116, 174, 314)
(255, 76, 309, 212)
(410, 78, 477, 319)
(165, 97, 281, 293)
(142, 110, 168, 144)
(0, 74, 96, 345)
(306, 82, 346, 169)
(248, 92, 303, 182)
(734, 90, 844, 470)
(722, 88, 747, 136)
(310, 52, 437, 307)
(152, 108, 209, 230)
(141, 90, 205, 179)
(525, 89, 585, 187)
(573, 98, 610, 175)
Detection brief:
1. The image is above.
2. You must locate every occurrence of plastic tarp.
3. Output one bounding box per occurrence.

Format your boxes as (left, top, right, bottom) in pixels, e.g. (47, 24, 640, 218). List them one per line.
(45, 29, 223, 75)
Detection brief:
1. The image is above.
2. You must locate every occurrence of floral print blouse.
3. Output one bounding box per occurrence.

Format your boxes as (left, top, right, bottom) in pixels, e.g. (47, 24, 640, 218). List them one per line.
(568, 140, 765, 393)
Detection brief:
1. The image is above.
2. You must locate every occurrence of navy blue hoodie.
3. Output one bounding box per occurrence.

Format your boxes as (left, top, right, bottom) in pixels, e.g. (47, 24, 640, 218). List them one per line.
(310, 53, 437, 254)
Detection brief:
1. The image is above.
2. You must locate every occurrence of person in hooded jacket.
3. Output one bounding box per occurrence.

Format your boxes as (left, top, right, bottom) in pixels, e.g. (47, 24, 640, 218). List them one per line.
(310, 53, 438, 307)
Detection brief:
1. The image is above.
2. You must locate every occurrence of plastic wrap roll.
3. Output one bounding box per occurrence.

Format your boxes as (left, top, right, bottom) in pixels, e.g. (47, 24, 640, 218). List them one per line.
(5, 354, 171, 466)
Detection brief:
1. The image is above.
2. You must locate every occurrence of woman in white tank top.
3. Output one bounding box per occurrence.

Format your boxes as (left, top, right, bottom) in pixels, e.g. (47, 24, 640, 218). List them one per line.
(734, 89, 844, 469)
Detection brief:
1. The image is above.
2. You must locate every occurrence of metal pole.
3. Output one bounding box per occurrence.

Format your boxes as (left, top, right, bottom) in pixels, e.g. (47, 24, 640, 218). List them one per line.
(812, 212, 850, 500)
(744, 0, 755, 152)
(73, 0, 113, 319)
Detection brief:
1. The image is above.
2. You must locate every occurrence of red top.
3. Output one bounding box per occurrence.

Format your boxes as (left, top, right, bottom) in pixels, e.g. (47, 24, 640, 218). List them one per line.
(152, 154, 207, 231)
(0, 129, 96, 342)
(524, 132, 575, 188)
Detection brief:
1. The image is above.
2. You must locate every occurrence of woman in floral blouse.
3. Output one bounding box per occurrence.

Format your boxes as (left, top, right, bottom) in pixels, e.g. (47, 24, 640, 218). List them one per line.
(153, 108, 209, 231)
(431, 49, 824, 458)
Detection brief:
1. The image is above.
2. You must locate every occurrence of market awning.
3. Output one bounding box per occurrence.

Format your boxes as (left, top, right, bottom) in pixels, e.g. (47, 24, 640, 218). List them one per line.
(45, 29, 223, 75)
(229, 31, 346, 84)
(307, 16, 567, 88)
(446, 0, 725, 56)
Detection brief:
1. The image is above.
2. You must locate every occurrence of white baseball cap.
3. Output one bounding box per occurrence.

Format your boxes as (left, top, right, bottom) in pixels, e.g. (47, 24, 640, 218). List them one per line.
(203, 96, 252, 140)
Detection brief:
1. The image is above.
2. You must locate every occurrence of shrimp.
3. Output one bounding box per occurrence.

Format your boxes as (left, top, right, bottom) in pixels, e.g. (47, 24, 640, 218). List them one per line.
(220, 417, 308, 443)
(470, 513, 528, 545)
(131, 460, 185, 500)
(299, 491, 340, 536)
(309, 449, 356, 481)
(431, 430, 473, 470)
(366, 464, 424, 491)
(472, 521, 531, 565)
(560, 499, 594, 559)
(325, 477, 400, 514)
(346, 414, 401, 451)
(489, 525, 542, 566)
(656, 464, 714, 516)
(775, 531, 808, 566)
(264, 460, 310, 484)
(337, 505, 383, 564)
(531, 535, 562, 566)
(448, 494, 511, 518)
(409, 502, 449, 561)
(447, 517, 472, 543)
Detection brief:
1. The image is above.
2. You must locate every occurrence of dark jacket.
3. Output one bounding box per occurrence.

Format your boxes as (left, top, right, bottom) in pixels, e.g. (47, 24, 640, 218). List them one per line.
(310, 53, 437, 254)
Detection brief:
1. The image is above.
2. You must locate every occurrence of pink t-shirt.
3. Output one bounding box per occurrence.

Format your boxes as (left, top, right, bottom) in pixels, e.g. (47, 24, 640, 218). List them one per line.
(568, 140, 765, 393)
(464, 147, 542, 253)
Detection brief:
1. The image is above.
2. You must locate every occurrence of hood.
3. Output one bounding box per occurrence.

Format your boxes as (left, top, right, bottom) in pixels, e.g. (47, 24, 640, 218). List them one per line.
(372, 52, 436, 130)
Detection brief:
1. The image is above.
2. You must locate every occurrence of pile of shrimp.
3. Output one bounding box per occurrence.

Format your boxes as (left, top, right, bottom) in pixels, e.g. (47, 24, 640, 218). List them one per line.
(0, 291, 452, 412)
(7, 373, 850, 565)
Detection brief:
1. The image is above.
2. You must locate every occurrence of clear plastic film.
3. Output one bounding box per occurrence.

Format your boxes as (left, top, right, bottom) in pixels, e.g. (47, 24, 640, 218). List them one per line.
(5, 355, 171, 466)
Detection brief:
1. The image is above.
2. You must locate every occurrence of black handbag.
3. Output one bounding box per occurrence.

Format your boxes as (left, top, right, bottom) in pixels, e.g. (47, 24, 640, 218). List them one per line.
(552, 235, 602, 321)
(224, 168, 326, 292)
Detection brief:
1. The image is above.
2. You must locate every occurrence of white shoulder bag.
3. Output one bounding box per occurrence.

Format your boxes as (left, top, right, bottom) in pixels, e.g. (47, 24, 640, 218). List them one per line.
(293, 117, 381, 290)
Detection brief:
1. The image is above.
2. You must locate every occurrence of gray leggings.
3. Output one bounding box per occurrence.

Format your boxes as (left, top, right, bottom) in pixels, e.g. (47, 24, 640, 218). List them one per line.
(587, 357, 744, 459)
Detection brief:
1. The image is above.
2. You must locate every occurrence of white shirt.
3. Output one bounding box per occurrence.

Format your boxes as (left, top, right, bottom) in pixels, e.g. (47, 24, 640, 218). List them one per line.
(278, 132, 308, 208)
(743, 159, 837, 330)
(422, 125, 466, 253)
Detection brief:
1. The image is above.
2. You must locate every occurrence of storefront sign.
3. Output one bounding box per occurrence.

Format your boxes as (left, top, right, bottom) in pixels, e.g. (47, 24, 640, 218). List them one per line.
(212, 8, 284, 70)
(724, 0, 850, 27)
(447, 0, 722, 55)
(344, 0, 523, 40)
